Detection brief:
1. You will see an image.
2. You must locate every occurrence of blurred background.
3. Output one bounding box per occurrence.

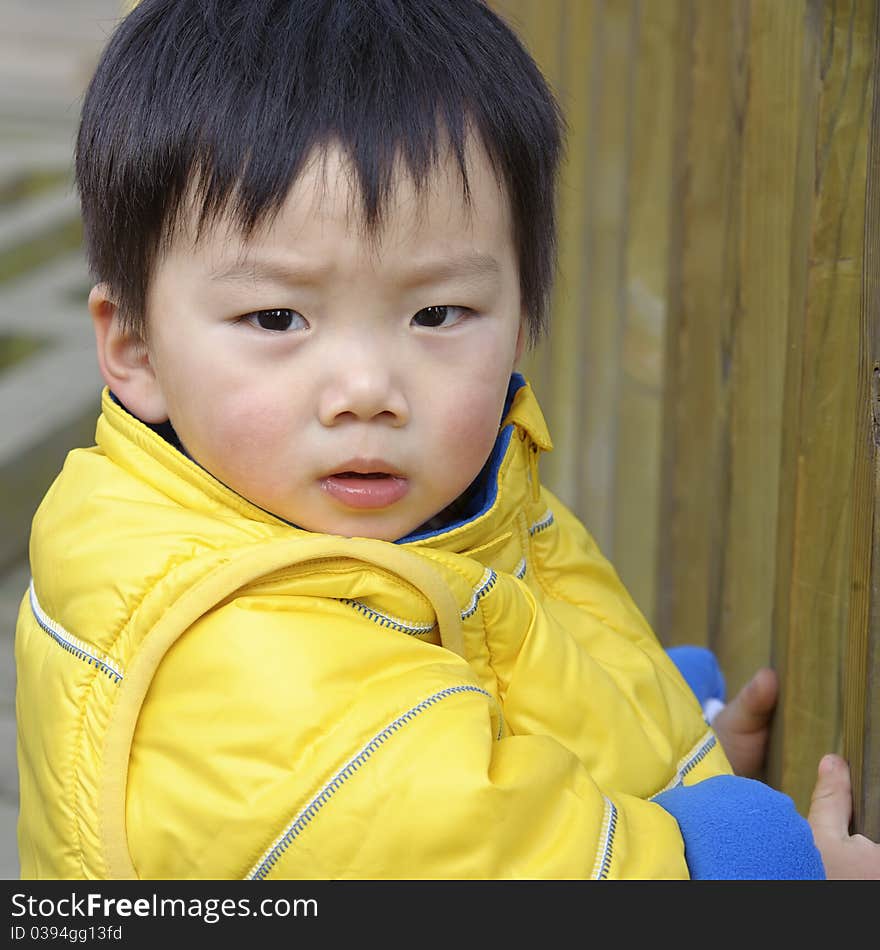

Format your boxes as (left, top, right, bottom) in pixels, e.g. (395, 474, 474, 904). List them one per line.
(1, 0, 877, 879)
(0, 0, 123, 878)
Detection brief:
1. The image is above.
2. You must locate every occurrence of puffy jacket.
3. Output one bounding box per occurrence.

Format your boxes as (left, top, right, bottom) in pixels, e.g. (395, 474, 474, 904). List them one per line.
(16, 375, 822, 879)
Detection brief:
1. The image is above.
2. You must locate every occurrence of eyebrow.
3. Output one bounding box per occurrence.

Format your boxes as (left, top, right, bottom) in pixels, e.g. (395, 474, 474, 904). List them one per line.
(209, 253, 501, 287)
(400, 253, 501, 286)
(209, 259, 327, 286)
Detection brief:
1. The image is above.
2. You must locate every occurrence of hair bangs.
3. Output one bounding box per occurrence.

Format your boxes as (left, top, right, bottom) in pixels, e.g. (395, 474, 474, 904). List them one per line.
(76, 0, 564, 341)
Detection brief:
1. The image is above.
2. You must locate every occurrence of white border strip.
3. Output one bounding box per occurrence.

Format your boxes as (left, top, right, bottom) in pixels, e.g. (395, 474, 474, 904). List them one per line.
(29, 580, 124, 684)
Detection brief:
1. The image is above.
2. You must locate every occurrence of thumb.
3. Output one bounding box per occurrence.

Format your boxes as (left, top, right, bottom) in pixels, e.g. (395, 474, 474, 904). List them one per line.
(807, 754, 853, 839)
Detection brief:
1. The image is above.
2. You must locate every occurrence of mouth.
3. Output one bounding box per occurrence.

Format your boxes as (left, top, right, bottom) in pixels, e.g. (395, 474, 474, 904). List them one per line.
(320, 462, 409, 510)
(329, 458, 405, 478)
(333, 471, 394, 479)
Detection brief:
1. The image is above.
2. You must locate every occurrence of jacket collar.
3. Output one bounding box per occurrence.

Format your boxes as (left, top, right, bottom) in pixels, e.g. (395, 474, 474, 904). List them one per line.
(502, 373, 553, 452)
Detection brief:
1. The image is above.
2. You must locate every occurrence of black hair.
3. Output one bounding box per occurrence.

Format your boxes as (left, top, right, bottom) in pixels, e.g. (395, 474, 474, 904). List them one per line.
(75, 0, 565, 344)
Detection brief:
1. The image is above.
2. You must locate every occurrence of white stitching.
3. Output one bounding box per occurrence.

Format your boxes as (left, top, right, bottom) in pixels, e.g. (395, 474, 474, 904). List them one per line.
(460, 568, 497, 620)
(28, 580, 124, 684)
(591, 796, 617, 879)
(528, 511, 554, 536)
(652, 729, 719, 796)
(340, 599, 436, 635)
(246, 684, 498, 880)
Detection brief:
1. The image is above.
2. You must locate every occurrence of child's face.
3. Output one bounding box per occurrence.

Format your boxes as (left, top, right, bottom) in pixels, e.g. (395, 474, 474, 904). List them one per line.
(96, 142, 526, 541)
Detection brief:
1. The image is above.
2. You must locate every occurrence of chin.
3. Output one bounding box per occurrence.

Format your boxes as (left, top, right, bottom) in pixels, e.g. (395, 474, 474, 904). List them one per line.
(292, 514, 410, 543)
(345, 523, 411, 543)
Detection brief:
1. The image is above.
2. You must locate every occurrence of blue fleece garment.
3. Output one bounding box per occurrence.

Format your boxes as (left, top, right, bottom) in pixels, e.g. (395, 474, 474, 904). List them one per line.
(666, 645, 726, 706)
(653, 775, 825, 879)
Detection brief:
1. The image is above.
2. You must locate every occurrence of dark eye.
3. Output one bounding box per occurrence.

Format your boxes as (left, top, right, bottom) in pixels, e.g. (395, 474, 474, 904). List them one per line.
(244, 309, 307, 331)
(411, 305, 468, 328)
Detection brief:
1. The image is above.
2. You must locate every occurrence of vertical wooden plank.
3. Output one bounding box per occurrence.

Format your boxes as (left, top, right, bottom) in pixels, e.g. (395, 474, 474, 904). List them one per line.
(658, 0, 748, 652)
(612, 0, 680, 623)
(572, 0, 636, 552)
(492, 0, 596, 515)
(769, 0, 874, 812)
(767, 0, 822, 797)
(843, 0, 879, 838)
(523, 0, 599, 511)
(718, 0, 807, 697)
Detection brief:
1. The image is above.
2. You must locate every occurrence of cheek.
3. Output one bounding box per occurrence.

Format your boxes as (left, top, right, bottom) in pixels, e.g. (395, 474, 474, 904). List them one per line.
(177, 386, 297, 482)
(215, 398, 291, 458)
(434, 381, 508, 486)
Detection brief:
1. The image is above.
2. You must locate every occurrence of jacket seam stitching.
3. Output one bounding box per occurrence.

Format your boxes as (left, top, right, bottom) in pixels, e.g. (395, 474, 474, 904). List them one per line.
(650, 729, 719, 797)
(340, 599, 436, 635)
(245, 684, 496, 880)
(337, 567, 499, 637)
(29, 581, 125, 683)
(267, 562, 436, 624)
(523, 510, 560, 602)
(459, 567, 497, 620)
(28, 581, 123, 878)
(437, 560, 503, 700)
(591, 796, 618, 879)
(528, 510, 555, 536)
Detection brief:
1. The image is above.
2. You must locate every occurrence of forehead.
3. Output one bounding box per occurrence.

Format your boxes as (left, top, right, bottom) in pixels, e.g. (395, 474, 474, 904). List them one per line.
(173, 137, 515, 266)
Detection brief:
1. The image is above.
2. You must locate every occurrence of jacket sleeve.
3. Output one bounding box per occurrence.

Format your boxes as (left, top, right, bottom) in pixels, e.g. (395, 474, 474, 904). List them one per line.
(491, 492, 826, 880)
(654, 777, 825, 879)
(126, 591, 693, 880)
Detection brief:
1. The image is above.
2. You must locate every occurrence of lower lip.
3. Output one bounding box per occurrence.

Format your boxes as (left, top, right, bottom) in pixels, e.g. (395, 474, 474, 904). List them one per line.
(320, 475, 409, 509)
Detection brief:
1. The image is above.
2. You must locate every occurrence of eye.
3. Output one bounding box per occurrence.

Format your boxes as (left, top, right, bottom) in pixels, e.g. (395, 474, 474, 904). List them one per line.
(243, 309, 308, 332)
(411, 305, 471, 329)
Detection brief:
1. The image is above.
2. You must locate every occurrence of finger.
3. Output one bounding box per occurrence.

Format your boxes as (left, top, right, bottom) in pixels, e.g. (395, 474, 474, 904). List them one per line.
(807, 754, 853, 838)
(739, 667, 779, 717)
(714, 667, 778, 735)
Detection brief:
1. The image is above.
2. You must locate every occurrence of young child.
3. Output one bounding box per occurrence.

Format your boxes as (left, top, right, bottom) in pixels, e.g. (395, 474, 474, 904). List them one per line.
(15, 0, 877, 880)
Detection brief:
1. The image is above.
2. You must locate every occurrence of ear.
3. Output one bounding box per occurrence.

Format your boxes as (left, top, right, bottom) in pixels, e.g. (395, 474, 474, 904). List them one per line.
(89, 284, 169, 423)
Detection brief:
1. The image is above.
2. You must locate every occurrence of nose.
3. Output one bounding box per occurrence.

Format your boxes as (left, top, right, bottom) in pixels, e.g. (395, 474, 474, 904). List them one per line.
(317, 351, 410, 427)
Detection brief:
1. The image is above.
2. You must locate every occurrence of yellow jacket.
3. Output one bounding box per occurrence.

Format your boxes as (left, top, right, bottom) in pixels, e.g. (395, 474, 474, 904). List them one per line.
(17, 378, 733, 879)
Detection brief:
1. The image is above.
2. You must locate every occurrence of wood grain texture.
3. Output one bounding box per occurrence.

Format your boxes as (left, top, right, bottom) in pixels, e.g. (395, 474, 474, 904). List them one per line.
(493, 0, 878, 828)
(568, 0, 634, 554)
(769, 0, 874, 814)
(844, 0, 879, 839)
(612, 0, 679, 621)
(658, 0, 748, 654)
(521, 0, 598, 514)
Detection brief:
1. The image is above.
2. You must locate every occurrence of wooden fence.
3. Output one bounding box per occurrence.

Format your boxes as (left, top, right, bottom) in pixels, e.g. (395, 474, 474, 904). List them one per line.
(493, 0, 879, 835)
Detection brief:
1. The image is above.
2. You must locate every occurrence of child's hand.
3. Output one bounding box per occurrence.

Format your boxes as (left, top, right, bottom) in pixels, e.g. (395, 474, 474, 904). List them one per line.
(712, 667, 778, 778)
(807, 753, 880, 879)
